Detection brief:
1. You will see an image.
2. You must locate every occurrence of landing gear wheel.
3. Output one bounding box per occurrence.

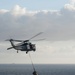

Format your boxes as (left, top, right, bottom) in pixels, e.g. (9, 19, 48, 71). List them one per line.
(17, 50, 18, 53)
(26, 51, 28, 54)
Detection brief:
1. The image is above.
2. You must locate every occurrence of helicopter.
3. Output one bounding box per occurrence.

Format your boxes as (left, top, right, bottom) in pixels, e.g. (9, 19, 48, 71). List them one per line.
(6, 32, 44, 54)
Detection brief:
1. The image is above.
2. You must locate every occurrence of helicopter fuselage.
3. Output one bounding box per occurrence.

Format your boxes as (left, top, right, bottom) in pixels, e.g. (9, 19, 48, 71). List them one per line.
(14, 43, 36, 51)
(7, 40, 36, 53)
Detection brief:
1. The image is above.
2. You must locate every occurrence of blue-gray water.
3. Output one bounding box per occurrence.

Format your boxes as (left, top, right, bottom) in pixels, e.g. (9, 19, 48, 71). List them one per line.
(0, 64, 75, 75)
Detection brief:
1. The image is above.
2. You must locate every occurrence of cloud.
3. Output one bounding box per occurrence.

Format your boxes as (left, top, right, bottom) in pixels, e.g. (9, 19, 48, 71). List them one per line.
(0, 9, 9, 14)
(0, 4, 75, 41)
(70, 0, 75, 5)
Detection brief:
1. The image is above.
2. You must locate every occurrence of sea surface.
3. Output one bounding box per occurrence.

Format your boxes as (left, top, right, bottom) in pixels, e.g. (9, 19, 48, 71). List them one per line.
(0, 64, 75, 75)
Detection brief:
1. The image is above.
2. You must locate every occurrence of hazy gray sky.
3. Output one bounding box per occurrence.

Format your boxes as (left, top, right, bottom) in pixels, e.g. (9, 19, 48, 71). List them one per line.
(0, 0, 75, 64)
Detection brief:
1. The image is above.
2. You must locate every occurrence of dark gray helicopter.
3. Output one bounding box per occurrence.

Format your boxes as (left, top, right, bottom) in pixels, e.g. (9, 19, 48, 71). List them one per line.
(6, 32, 44, 54)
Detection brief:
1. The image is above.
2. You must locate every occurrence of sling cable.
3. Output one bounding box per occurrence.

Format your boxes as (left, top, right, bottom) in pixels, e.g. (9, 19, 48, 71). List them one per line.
(29, 53, 38, 75)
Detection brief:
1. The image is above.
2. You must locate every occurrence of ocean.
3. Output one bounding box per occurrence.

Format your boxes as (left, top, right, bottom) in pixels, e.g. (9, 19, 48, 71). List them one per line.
(0, 64, 75, 75)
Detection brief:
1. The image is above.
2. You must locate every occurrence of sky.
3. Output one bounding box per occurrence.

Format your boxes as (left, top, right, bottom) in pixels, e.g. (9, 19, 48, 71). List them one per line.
(1, 0, 75, 64)
(0, 0, 69, 10)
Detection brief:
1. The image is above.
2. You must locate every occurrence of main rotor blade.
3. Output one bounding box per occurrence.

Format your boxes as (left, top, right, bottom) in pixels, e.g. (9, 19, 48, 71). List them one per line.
(5, 39, 9, 41)
(5, 39, 23, 42)
(6, 32, 43, 42)
(5, 39, 13, 41)
(32, 38, 45, 41)
(7, 47, 14, 50)
(12, 40, 23, 42)
(29, 32, 43, 40)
